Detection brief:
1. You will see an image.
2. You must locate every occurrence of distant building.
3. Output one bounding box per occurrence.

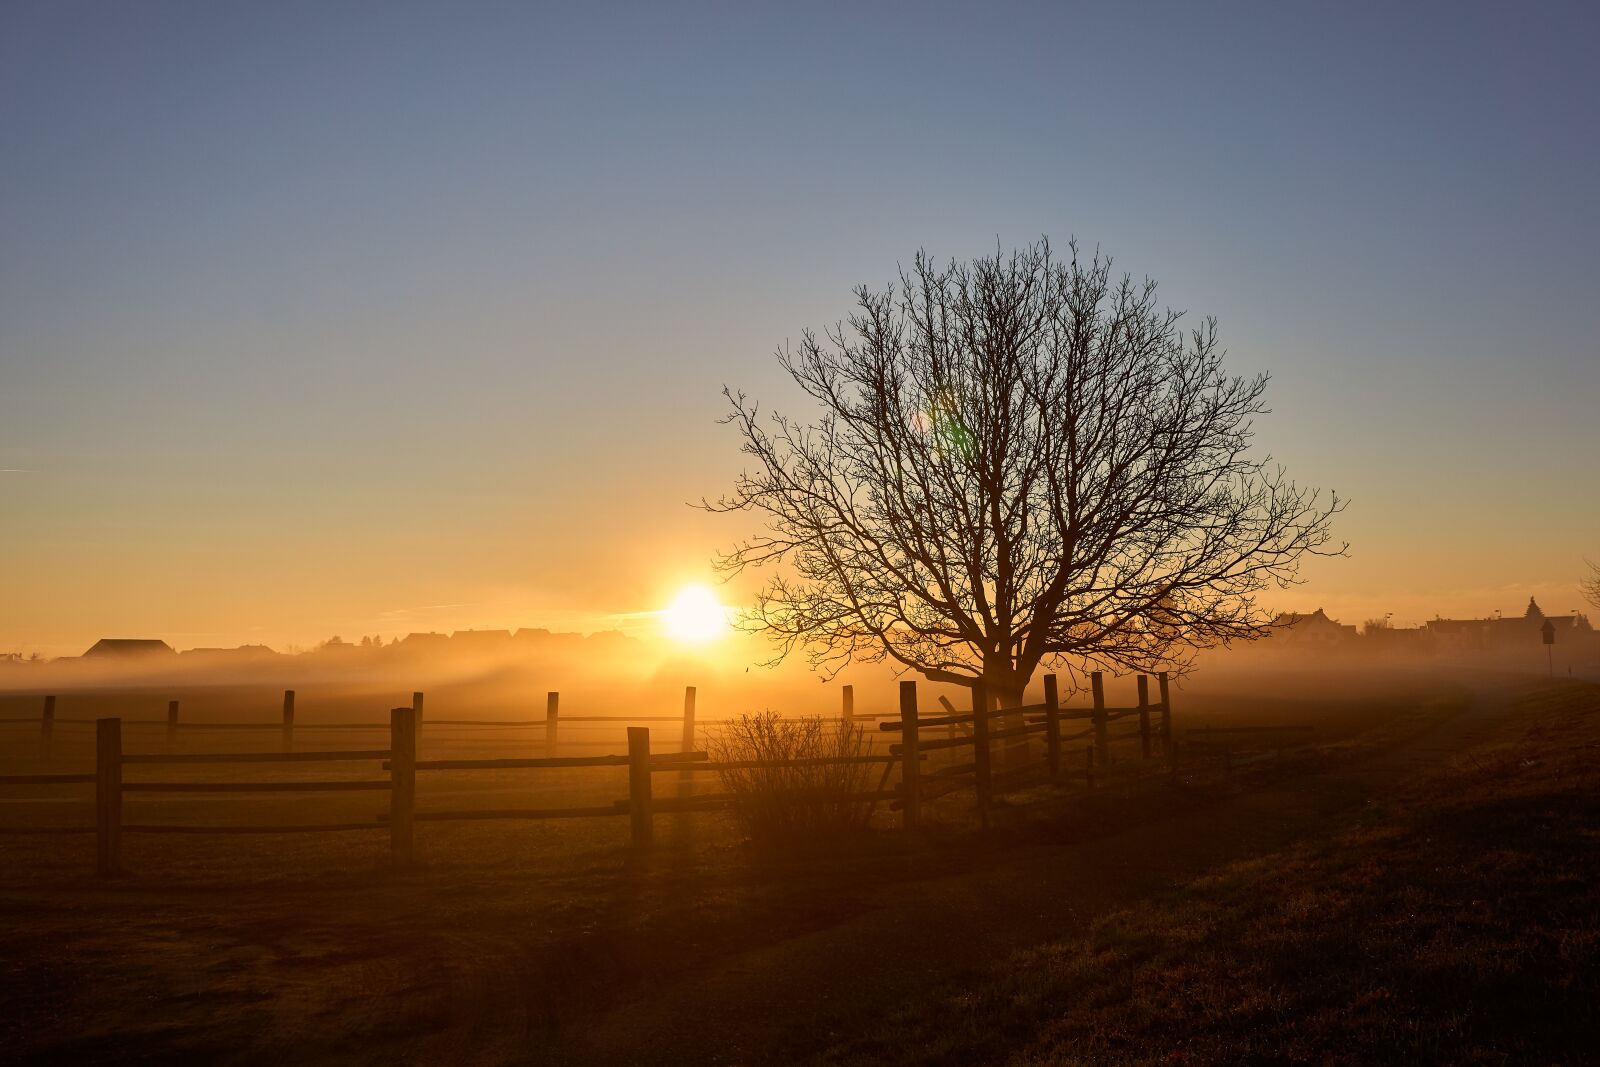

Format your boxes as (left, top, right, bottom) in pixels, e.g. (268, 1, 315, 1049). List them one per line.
(513, 628, 584, 648)
(397, 632, 452, 656)
(1428, 597, 1594, 650)
(83, 638, 175, 659)
(451, 629, 513, 648)
(180, 644, 279, 660)
(1362, 624, 1431, 655)
(1268, 609, 1357, 645)
(585, 629, 633, 648)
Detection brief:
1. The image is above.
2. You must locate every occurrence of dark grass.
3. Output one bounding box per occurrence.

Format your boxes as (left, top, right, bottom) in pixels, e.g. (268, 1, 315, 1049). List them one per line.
(0, 676, 1562, 1064)
(821, 682, 1600, 1066)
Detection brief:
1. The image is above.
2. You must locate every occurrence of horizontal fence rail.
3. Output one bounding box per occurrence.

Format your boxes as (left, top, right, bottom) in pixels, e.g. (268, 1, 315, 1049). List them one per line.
(121, 750, 392, 765)
(121, 781, 390, 793)
(409, 806, 627, 823)
(124, 823, 389, 835)
(0, 773, 96, 785)
(668, 754, 904, 772)
(0, 672, 1335, 878)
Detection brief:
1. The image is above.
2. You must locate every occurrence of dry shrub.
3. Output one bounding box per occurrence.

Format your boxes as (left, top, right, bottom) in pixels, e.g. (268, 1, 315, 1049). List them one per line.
(709, 712, 876, 841)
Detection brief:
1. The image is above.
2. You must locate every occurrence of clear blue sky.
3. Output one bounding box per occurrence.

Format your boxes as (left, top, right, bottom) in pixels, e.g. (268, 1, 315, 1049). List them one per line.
(3, 1, 1598, 655)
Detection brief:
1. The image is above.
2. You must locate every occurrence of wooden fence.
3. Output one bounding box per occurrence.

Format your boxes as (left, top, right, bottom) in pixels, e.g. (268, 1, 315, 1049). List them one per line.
(1, 685, 907, 761)
(879, 670, 1175, 827)
(0, 671, 1308, 878)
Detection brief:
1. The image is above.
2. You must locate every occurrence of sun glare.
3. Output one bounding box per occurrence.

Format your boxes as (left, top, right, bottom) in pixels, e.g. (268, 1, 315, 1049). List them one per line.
(663, 584, 730, 645)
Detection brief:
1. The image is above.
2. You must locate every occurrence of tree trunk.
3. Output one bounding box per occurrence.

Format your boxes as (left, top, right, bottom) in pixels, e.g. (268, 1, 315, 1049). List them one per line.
(980, 656, 1027, 711)
(982, 662, 1028, 769)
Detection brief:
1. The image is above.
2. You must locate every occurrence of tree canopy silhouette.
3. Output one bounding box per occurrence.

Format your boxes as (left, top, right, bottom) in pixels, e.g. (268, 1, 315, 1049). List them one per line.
(708, 239, 1343, 703)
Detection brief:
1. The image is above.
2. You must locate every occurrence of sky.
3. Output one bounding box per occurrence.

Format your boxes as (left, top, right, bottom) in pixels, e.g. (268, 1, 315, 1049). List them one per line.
(3, 1, 1598, 657)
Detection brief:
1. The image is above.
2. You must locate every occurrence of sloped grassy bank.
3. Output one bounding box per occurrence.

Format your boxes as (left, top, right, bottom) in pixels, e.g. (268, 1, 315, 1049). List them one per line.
(826, 683, 1600, 1066)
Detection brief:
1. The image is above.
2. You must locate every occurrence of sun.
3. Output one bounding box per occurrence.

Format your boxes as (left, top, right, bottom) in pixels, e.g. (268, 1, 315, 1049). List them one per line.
(662, 584, 731, 645)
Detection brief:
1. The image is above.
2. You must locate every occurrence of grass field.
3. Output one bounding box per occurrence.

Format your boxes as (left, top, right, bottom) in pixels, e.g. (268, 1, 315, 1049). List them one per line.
(0, 670, 1588, 1064)
(821, 681, 1600, 1065)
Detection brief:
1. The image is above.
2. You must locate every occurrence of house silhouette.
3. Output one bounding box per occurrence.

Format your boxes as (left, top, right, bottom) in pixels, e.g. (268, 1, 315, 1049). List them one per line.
(82, 638, 175, 659)
(1427, 597, 1594, 649)
(1269, 608, 1357, 644)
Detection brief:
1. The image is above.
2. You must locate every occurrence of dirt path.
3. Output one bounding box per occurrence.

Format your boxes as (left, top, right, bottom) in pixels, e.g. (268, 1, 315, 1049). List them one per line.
(541, 689, 1517, 1066)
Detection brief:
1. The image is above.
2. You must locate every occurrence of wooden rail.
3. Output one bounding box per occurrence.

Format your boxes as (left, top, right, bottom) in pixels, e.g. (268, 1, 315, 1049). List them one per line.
(642, 789, 902, 813)
(125, 822, 386, 835)
(0, 773, 95, 785)
(408, 754, 625, 770)
(390, 752, 708, 771)
(121, 781, 389, 793)
(668, 754, 902, 772)
(0, 673, 1203, 877)
(890, 734, 975, 754)
(988, 721, 1049, 743)
(1186, 724, 1317, 735)
(879, 701, 1060, 731)
(123, 750, 391, 764)
(410, 806, 623, 823)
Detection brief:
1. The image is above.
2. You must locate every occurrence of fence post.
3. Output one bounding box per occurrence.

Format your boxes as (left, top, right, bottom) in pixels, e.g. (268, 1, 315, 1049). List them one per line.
(1091, 672, 1109, 768)
(281, 689, 295, 752)
(1137, 675, 1152, 759)
(412, 691, 424, 749)
(41, 695, 55, 762)
(680, 686, 696, 751)
(841, 684, 854, 725)
(389, 706, 416, 866)
(938, 695, 959, 742)
(545, 692, 560, 756)
(627, 726, 653, 849)
(679, 686, 697, 799)
(1000, 685, 1026, 768)
(166, 700, 179, 747)
(972, 681, 992, 825)
(1158, 672, 1173, 755)
(1043, 674, 1061, 779)
(96, 718, 122, 877)
(898, 681, 920, 830)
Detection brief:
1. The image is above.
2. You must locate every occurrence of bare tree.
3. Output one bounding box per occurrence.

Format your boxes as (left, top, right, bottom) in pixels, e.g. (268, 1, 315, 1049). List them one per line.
(1583, 560, 1600, 613)
(706, 240, 1344, 705)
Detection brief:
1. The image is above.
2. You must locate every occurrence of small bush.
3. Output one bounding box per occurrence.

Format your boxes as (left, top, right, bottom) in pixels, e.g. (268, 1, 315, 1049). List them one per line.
(709, 712, 877, 842)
